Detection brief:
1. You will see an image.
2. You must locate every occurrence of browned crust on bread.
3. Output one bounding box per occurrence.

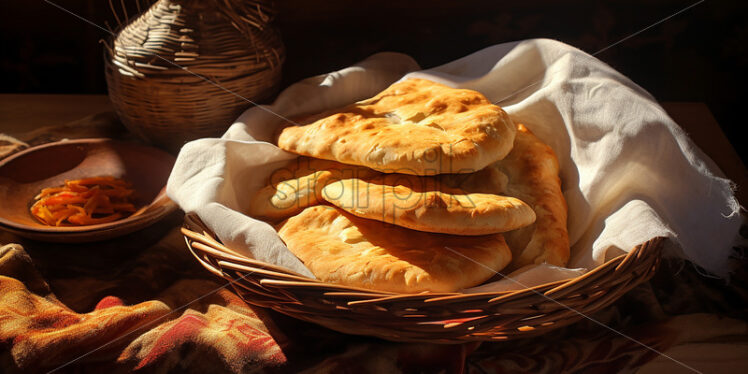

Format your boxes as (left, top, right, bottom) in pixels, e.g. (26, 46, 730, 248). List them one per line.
(277, 79, 516, 175)
(321, 173, 536, 235)
(495, 124, 569, 268)
(276, 205, 512, 293)
(248, 157, 376, 220)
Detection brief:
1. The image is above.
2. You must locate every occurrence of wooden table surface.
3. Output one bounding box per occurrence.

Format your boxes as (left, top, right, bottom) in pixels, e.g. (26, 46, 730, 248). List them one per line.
(1, 94, 745, 204)
(0, 94, 113, 134)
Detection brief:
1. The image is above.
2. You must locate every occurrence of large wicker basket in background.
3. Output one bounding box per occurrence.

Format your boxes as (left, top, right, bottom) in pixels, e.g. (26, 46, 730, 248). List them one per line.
(105, 0, 284, 152)
(182, 213, 663, 343)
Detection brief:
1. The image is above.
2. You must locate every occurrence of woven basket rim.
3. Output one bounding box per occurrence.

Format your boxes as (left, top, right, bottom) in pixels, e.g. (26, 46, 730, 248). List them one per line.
(181, 212, 664, 342)
(181, 212, 664, 299)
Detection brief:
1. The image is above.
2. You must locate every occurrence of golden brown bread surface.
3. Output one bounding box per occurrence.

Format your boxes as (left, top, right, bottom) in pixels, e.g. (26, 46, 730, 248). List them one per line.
(248, 157, 377, 220)
(276, 205, 512, 293)
(321, 173, 536, 235)
(493, 124, 569, 269)
(277, 78, 516, 175)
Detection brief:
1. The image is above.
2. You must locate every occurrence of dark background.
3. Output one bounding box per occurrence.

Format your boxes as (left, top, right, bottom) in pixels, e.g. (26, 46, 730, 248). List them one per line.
(1, 0, 746, 162)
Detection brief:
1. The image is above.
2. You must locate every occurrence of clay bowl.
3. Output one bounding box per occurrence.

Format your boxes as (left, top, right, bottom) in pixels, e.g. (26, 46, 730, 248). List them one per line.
(0, 138, 177, 242)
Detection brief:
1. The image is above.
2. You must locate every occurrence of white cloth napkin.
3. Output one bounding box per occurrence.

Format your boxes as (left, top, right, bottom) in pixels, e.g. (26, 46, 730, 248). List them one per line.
(167, 39, 742, 288)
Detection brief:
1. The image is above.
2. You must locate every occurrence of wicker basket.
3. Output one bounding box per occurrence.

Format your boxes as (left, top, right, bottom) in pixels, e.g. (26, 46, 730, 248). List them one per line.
(104, 0, 284, 152)
(181, 213, 664, 343)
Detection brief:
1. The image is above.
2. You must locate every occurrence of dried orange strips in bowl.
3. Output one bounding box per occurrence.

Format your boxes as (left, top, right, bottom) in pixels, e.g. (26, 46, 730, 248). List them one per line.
(30, 176, 137, 226)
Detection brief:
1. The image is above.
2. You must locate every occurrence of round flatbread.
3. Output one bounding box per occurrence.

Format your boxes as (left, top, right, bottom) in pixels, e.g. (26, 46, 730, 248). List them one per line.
(248, 157, 376, 220)
(320, 173, 535, 235)
(277, 78, 516, 176)
(276, 205, 512, 293)
(493, 124, 569, 269)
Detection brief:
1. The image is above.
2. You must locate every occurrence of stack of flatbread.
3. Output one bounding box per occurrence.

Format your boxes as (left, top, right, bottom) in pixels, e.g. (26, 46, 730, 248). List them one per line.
(249, 78, 569, 293)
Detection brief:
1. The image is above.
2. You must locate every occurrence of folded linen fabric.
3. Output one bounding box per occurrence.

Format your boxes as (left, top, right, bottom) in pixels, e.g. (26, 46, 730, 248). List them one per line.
(167, 40, 741, 286)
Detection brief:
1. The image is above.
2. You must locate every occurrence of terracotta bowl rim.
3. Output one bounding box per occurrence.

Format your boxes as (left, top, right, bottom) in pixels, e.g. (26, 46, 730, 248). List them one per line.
(0, 138, 177, 234)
